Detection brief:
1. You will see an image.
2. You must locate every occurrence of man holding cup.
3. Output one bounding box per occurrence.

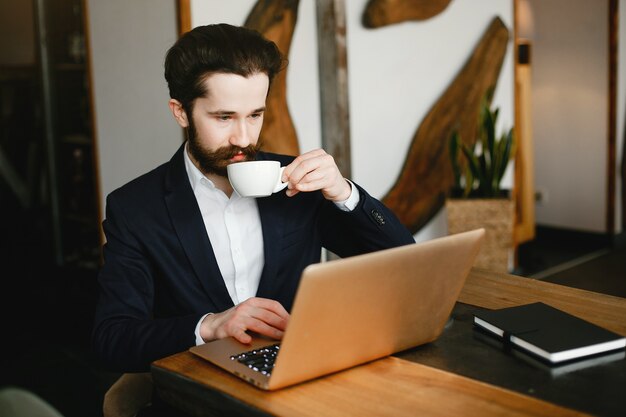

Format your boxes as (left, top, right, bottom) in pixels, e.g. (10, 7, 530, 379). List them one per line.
(93, 24, 414, 377)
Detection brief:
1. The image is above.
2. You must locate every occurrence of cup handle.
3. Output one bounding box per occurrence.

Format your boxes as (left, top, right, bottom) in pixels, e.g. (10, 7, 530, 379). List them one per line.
(273, 166, 288, 193)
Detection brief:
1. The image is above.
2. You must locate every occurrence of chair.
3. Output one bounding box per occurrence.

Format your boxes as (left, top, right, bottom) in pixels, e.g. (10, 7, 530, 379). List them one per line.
(0, 386, 64, 417)
(103, 373, 153, 417)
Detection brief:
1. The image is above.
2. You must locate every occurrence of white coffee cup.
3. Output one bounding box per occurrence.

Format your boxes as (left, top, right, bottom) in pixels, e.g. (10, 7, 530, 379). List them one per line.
(227, 160, 288, 197)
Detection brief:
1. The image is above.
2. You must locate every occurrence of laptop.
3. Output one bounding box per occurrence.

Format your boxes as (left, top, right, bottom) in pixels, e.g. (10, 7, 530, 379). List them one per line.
(190, 228, 485, 390)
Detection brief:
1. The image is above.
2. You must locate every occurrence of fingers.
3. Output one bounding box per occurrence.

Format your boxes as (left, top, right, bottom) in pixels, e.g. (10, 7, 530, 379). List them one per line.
(232, 327, 253, 344)
(244, 318, 285, 340)
(282, 149, 326, 177)
(243, 299, 289, 333)
(285, 150, 334, 185)
(282, 149, 350, 201)
(249, 297, 290, 322)
(201, 297, 290, 344)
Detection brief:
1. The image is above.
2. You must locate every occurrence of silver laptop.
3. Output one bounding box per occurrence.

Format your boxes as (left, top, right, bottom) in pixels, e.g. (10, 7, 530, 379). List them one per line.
(190, 228, 485, 390)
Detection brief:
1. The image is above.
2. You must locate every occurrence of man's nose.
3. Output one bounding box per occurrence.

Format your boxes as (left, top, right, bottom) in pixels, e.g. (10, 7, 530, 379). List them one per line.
(230, 120, 250, 148)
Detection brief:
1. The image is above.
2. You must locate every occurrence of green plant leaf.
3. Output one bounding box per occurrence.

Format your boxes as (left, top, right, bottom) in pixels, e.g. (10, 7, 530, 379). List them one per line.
(477, 152, 489, 195)
(448, 88, 513, 199)
(485, 106, 496, 168)
(461, 144, 486, 194)
(449, 131, 461, 190)
(496, 128, 514, 184)
(492, 136, 503, 192)
(463, 165, 474, 197)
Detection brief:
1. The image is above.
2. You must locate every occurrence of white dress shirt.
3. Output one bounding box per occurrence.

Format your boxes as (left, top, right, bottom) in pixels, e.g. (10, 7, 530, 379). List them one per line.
(184, 147, 264, 306)
(183, 145, 360, 344)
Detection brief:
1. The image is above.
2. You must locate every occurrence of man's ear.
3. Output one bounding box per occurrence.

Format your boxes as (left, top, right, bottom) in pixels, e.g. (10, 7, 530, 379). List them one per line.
(168, 99, 189, 128)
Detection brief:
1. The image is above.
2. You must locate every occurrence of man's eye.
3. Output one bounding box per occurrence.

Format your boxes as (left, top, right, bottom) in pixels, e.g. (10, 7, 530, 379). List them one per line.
(218, 115, 231, 121)
(250, 113, 262, 119)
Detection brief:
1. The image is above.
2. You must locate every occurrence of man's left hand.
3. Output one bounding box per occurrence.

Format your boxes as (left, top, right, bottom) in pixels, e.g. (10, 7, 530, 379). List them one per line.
(282, 148, 351, 202)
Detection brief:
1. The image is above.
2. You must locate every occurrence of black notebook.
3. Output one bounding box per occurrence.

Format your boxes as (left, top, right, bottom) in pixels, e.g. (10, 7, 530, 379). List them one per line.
(473, 302, 626, 364)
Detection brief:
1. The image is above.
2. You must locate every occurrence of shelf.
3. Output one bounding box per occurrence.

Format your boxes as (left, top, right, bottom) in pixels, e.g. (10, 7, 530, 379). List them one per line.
(35, 0, 98, 267)
(55, 63, 86, 72)
(64, 213, 95, 224)
(0, 65, 38, 81)
(61, 134, 91, 146)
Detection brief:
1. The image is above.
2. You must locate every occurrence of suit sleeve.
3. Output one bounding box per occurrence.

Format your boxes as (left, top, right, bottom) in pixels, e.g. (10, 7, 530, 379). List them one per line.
(92, 193, 202, 372)
(319, 182, 415, 257)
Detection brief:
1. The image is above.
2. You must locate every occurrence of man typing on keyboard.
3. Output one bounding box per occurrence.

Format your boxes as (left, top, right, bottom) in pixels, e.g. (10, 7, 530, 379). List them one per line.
(93, 23, 414, 416)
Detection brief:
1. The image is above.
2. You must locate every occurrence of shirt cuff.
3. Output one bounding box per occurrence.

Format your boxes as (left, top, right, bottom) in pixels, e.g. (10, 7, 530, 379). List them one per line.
(333, 179, 360, 212)
(195, 313, 212, 345)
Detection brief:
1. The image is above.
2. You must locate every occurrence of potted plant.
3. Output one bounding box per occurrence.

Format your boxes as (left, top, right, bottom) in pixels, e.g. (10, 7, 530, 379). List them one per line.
(446, 91, 515, 272)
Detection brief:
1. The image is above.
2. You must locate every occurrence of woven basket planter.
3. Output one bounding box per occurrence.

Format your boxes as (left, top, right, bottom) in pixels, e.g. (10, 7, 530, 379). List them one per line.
(445, 198, 514, 272)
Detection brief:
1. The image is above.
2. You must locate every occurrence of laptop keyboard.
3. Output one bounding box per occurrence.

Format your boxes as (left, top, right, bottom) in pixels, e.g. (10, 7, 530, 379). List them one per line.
(230, 344, 280, 376)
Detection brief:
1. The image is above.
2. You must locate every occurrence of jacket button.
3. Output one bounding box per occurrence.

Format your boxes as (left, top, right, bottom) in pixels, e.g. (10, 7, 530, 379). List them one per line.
(371, 209, 386, 225)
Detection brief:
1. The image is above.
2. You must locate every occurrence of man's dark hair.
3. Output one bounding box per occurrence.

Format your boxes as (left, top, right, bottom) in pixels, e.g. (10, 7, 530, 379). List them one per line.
(164, 23, 285, 115)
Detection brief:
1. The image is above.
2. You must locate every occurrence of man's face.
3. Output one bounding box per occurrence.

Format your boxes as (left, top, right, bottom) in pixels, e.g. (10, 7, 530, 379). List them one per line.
(185, 72, 269, 177)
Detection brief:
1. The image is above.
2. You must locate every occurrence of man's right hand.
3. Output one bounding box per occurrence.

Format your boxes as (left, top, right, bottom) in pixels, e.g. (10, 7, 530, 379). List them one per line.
(199, 297, 290, 344)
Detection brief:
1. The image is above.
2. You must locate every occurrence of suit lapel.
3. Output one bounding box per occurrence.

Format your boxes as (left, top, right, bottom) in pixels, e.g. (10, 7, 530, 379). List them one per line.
(255, 192, 286, 299)
(254, 152, 291, 299)
(163, 144, 234, 312)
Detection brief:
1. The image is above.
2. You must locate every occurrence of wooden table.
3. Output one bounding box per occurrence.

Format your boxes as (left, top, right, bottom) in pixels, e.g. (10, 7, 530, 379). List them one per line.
(152, 268, 626, 417)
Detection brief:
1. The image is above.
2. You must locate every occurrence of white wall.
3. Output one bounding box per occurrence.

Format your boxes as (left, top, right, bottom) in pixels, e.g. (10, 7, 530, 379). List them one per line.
(530, 0, 608, 232)
(190, 0, 514, 242)
(87, 0, 183, 218)
(190, 0, 322, 155)
(348, 0, 514, 242)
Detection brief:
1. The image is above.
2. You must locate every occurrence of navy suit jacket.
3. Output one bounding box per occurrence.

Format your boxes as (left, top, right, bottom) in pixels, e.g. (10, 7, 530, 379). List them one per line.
(92, 144, 414, 372)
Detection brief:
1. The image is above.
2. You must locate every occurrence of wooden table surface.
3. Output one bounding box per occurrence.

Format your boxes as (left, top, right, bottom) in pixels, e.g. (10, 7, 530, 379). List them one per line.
(459, 268, 626, 336)
(151, 268, 626, 417)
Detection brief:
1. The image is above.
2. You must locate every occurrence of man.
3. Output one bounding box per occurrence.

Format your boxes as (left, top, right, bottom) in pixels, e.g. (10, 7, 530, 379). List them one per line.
(92, 23, 414, 377)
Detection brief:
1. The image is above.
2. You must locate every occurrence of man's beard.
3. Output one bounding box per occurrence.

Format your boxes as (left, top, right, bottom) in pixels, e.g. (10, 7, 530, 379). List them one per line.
(186, 119, 260, 177)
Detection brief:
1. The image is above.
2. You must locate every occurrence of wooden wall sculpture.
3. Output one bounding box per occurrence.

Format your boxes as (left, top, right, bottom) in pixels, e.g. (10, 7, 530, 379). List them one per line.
(362, 0, 453, 28)
(244, 0, 301, 156)
(180, 1, 512, 236)
(381, 17, 510, 233)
